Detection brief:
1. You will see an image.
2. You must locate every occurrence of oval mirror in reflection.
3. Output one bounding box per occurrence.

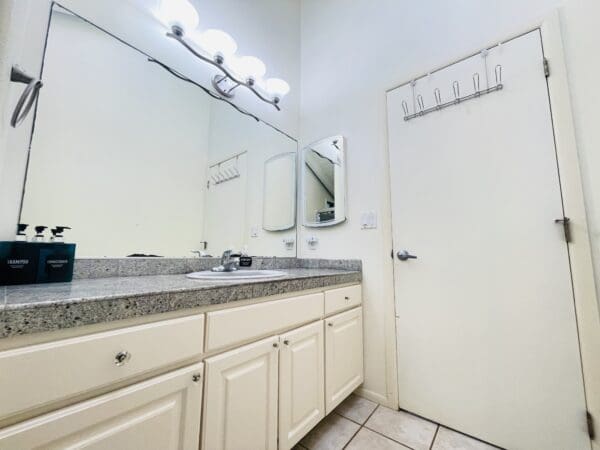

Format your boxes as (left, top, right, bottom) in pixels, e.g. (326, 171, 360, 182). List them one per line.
(302, 136, 346, 227)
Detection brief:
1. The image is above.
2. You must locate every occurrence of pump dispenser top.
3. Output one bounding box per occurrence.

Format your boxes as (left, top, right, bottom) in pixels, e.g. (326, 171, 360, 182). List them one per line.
(16, 223, 28, 242)
(50, 226, 71, 243)
(32, 226, 47, 242)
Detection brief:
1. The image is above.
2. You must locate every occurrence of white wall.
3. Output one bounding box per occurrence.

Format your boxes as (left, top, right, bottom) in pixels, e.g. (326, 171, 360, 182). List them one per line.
(299, 0, 600, 408)
(0, 0, 300, 241)
(559, 0, 600, 313)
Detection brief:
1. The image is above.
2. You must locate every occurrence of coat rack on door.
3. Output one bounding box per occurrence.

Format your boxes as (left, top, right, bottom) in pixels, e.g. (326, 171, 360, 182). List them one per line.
(402, 64, 504, 121)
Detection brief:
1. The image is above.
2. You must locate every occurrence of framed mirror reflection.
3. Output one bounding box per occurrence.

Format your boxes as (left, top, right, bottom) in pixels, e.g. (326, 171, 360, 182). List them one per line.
(18, 5, 298, 258)
(301, 136, 346, 227)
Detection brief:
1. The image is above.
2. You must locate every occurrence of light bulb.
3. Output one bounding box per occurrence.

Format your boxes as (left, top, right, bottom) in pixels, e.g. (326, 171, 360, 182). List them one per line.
(157, 0, 199, 33)
(229, 56, 266, 82)
(196, 29, 237, 60)
(265, 78, 290, 99)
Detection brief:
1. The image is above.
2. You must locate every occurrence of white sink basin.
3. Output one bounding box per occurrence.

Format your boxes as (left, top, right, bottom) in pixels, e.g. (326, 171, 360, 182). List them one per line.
(186, 270, 286, 280)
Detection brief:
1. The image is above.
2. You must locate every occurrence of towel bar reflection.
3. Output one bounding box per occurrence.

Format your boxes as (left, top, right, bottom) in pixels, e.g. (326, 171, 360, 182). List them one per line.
(10, 66, 43, 128)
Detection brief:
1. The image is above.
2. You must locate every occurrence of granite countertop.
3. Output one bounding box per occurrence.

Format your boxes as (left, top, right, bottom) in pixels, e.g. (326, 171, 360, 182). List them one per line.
(0, 268, 361, 339)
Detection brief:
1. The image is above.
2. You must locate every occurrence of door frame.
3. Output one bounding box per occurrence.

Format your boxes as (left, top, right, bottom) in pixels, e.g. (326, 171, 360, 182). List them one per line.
(384, 10, 600, 447)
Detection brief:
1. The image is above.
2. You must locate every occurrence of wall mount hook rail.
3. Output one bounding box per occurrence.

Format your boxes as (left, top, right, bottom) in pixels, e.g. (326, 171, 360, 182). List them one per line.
(9, 66, 43, 128)
(166, 29, 281, 111)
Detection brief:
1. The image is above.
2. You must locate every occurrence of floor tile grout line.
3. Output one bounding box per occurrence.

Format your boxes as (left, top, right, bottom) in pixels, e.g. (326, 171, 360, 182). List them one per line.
(429, 425, 440, 450)
(360, 424, 418, 450)
(336, 405, 379, 450)
(363, 403, 380, 424)
(333, 404, 378, 427)
(341, 423, 363, 449)
(334, 411, 363, 426)
(360, 405, 423, 450)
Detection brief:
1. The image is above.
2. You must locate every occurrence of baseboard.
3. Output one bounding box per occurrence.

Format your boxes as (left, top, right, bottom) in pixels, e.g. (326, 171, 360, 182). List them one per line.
(355, 387, 395, 409)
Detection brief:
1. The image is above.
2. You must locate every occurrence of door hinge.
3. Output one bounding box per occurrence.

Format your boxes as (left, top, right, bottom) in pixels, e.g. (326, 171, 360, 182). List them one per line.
(555, 217, 571, 243)
(588, 411, 596, 441)
(544, 58, 550, 78)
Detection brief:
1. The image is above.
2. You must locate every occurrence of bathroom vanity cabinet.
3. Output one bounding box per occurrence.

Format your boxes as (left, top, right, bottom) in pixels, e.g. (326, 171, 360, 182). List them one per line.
(0, 283, 363, 450)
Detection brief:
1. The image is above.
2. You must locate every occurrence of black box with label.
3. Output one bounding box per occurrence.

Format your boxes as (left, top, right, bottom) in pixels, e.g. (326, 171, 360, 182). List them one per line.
(0, 242, 76, 285)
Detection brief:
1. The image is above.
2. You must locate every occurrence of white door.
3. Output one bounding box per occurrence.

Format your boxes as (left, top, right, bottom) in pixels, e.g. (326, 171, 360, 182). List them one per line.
(325, 307, 364, 414)
(387, 31, 588, 450)
(0, 363, 203, 450)
(279, 321, 325, 450)
(202, 336, 279, 450)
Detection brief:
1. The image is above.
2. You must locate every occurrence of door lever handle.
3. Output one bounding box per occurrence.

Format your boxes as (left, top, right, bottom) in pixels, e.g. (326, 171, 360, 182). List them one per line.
(397, 250, 417, 261)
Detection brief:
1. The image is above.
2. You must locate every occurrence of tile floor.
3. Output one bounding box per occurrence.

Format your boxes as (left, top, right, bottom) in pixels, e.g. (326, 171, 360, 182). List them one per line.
(296, 394, 501, 450)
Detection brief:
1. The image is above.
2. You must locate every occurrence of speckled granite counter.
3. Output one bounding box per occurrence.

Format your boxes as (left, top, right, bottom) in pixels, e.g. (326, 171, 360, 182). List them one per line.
(0, 268, 361, 339)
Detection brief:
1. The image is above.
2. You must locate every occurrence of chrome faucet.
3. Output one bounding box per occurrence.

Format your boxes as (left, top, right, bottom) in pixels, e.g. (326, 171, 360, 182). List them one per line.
(211, 249, 240, 272)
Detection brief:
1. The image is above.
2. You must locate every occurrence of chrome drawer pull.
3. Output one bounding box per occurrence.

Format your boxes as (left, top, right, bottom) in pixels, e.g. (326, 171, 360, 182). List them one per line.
(114, 351, 131, 366)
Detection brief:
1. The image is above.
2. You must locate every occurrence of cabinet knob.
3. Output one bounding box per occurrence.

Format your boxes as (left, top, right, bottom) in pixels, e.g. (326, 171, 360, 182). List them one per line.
(283, 339, 290, 345)
(344, 296, 350, 301)
(328, 322, 334, 327)
(273, 342, 279, 348)
(192, 373, 202, 383)
(114, 351, 130, 366)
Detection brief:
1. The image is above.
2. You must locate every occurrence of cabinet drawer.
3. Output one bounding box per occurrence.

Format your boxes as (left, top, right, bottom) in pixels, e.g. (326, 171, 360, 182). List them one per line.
(0, 363, 204, 450)
(0, 314, 204, 422)
(205, 293, 324, 352)
(324, 285, 362, 316)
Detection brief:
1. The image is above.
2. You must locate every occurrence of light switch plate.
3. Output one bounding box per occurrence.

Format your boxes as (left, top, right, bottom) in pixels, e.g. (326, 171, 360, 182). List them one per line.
(250, 226, 259, 238)
(360, 211, 377, 229)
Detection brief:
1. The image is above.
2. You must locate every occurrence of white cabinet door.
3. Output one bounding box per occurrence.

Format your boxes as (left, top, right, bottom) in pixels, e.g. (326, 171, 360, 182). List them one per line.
(325, 307, 364, 414)
(202, 336, 279, 450)
(0, 363, 203, 450)
(279, 321, 325, 450)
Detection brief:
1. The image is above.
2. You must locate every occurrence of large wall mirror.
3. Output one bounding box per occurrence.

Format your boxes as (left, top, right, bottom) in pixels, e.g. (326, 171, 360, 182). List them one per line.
(19, 6, 297, 258)
(301, 136, 346, 227)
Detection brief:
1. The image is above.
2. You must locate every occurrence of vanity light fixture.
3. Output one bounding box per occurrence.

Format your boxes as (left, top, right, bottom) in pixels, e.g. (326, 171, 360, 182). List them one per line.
(156, 0, 199, 34)
(155, 0, 290, 110)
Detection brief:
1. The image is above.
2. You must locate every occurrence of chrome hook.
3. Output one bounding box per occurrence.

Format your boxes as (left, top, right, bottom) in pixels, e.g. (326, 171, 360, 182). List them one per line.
(495, 64, 503, 86)
(473, 73, 480, 94)
(434, 88, 442, 108)
(417, 95, 425, 113)
(453, 81, 460, 102)
(402, 100, 409, 116)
